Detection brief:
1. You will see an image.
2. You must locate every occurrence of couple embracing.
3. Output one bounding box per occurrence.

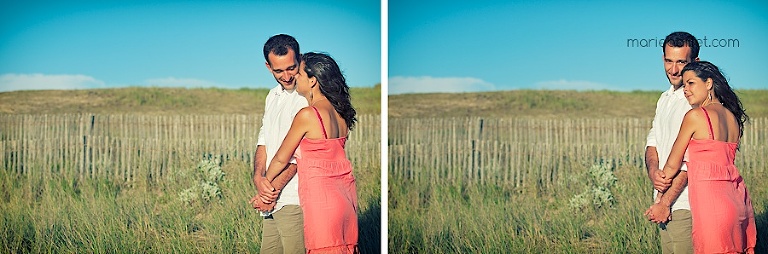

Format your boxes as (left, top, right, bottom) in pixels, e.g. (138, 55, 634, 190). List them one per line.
(644, 31, 756, 254)
(249, 34, 359, 254)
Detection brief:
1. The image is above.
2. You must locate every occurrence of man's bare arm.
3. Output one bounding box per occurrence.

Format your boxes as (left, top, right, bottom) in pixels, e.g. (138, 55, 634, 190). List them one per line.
(253, 145, 297, 203)
(253, 146, 268, 186)
(253, 146, 278, 199)
(258, 163, 297, 203)
(645, 170, 687, 223)
(253, 145, 297, 190)
(657, 171, 688, 208)
(645, 146, 659, 180)
(270, 163, 298, 190)
(646, 146, 672, 192)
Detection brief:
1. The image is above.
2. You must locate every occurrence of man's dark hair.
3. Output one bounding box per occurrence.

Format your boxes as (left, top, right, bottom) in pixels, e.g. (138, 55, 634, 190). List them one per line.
(663, 31, 699, 61)
(263, 34, 300, 66)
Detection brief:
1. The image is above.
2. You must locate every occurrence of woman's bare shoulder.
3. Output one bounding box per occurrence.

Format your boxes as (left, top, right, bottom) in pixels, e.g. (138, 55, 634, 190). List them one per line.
(683, 107, 706, 122)
(292, 107, 318, 125)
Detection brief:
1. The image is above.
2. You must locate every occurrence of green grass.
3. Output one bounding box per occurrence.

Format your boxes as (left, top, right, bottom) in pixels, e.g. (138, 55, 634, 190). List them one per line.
(389, 89, 768, 118)
(351, 84, 382, 117)
(389, 163, 767, 253)
(0, 85, 381, 115)
(1, 158, 380, 253)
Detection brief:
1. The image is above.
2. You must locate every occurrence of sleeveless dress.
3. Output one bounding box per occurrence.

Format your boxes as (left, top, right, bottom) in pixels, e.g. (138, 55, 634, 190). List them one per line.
(687, 107, 756, 253)
(295, 106, 359, 253)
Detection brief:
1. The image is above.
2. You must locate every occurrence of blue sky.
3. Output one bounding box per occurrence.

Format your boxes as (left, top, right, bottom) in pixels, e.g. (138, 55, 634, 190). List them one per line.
(0, 0, 380, 92)
(389, 0, 768, 94)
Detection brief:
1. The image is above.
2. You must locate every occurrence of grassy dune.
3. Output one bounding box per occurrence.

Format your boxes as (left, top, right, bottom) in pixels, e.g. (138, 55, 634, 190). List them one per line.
(389, 89, 768, 118)
(0, 85, 381, 115)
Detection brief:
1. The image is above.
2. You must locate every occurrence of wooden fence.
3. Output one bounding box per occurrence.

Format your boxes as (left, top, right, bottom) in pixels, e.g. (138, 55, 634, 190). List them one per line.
(389, 117, 767, 189)
(0, 114, 380, 183)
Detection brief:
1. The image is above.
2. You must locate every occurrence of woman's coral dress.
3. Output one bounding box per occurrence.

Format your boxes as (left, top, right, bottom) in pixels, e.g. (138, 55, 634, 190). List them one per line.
(295, 107, 359, 253)
(687, 107, 756, 253)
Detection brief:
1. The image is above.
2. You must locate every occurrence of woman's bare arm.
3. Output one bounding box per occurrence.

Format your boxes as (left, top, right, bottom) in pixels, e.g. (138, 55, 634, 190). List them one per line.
(265, 108, 313, 181)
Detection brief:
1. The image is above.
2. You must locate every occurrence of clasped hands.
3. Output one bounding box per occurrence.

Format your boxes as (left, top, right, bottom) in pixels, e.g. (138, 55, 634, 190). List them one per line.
(644, 170, 673, 224)
(249, 176, 281, 213)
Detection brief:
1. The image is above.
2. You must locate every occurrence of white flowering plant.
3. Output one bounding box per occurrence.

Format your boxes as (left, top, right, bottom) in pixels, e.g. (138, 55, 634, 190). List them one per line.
(179, 155, 226, 204)
(568, 161, 617, 210)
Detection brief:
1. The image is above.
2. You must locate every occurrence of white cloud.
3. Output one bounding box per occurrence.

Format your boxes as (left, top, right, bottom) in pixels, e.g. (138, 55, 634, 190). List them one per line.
(144, 77, 222, 88)
(0, 73, 106, 92)
(534, 79, 618, 91)
(388, 76, 495, 94)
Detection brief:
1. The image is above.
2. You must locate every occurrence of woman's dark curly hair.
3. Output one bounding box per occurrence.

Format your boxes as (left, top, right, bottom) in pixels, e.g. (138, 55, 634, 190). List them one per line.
(681, 61, 749, 138)
(302, 52, 357, 130)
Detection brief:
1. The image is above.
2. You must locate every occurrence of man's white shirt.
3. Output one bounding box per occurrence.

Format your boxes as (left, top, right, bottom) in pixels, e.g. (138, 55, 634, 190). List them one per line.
(646, 84, 692, 212)
(257, 85, 308, 215)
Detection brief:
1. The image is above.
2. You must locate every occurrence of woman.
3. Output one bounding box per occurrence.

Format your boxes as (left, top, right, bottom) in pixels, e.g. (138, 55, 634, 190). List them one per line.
(263, 52, 359, 253)
(657, 61, 756, 253)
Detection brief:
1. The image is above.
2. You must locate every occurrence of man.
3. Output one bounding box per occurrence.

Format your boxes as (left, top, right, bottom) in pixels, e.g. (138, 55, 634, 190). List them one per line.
(644, 31, 700, 254)
(249, 34, 308, 254)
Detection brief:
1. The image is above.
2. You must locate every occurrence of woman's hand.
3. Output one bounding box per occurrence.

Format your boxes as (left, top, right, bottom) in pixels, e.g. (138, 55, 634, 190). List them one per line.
(255, 177, 280, 204)
(652, 170, 672, 192)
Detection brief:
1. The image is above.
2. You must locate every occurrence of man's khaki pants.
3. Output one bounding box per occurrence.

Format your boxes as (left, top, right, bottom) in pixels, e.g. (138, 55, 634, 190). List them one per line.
(260, 205, 305, 254)
(659, 209, 693, 254)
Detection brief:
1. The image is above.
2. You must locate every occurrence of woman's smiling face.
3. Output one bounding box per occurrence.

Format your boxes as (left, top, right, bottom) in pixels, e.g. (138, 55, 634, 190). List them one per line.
(682, 70, 711, 107)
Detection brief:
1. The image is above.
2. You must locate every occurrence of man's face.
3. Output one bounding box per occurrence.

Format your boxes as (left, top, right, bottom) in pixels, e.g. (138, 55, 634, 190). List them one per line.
(265, 48, 299, 91)
(662, 45, 694, 89)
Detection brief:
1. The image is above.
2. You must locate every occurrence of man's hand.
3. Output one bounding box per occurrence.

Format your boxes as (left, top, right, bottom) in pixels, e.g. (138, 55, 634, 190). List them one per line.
(644, 203, 672, 224)
(249, 194, 263, 210)
(249, 194, 277, 212)
(253, 176, 280, 203)
(261, 201, 276, 212)
(652, 170, 672, 192)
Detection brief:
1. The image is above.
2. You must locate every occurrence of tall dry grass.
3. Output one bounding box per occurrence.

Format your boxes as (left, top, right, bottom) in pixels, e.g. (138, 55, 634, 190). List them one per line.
(1, 156, 381, 253)
(389, 162, 767, 253)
